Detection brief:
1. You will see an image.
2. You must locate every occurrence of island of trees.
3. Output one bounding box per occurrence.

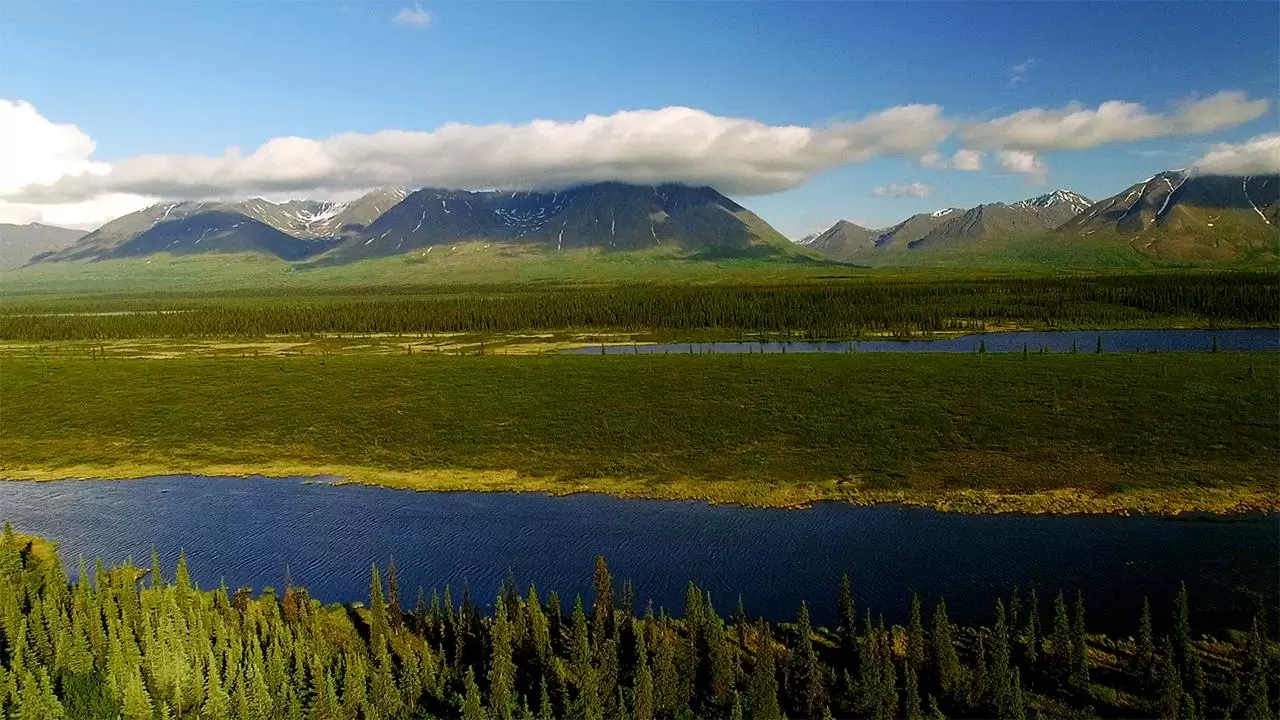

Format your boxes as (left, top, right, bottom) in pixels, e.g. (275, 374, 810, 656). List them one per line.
(0, 526, 1275, 719)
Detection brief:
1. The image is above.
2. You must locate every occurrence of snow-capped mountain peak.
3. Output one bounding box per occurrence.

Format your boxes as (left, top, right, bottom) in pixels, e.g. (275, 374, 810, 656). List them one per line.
(1013, 189, 1092, 214)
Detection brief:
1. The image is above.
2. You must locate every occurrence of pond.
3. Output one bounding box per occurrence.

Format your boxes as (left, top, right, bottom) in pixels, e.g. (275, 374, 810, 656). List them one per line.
(564, 328, 1280, 354)
(1, 476, 1274, 634)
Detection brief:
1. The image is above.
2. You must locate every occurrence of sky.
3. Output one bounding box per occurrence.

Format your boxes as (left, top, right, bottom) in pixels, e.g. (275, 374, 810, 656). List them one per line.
(1, 1, 1277, 237)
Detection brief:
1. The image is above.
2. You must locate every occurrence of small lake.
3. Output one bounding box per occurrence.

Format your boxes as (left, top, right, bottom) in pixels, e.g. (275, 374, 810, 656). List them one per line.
(2, 476, 1274, 635)
(565, 328, 1280, 354)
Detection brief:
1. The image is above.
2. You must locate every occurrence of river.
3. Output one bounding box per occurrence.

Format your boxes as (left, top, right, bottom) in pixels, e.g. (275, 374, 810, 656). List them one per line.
(1, 475, 1274, 635)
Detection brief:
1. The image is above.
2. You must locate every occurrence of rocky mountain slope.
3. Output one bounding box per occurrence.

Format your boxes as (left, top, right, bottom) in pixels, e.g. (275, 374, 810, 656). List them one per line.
(809, 190, 1091, 260)
(236, 188, 409, 239)
(906, 191, 1092, 251)
(870, 209, 964, 253)
(1054, 172, 1279, 262)
(797, 220, 879, 257)
(1012, 190, 1094, 228)
(1058, 172, 1278, 258)
(35, 183, 794, 265)
(320, 182, 793, 264)
(0, 222, 85, 270)
(39, 189, 408, 263)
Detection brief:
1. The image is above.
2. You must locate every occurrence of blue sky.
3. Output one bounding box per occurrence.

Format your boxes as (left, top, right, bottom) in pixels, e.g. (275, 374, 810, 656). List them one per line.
(1, 0, 1277, 235)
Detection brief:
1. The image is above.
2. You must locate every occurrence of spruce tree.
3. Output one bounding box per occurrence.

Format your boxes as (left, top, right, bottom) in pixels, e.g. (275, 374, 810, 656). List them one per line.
(908, 593, 927, 674)
(149, 548, 164, 590)
(1174, 582, 1192, 669)
(993, 599, 1011, 682)
(746, 633, 782, 720)
(706, 601, 735, 707)
(790, 602, 827, 719)
(1240, 609, 1272, 720)
(538, 676, 554, 720)
(122, 671, 154, 720)
(462, 667, 489, 720)
(904, 663, 924, 720)
(201, 654, 231, 720)
(571, 596, 594, 701)
(598, 638, 621, 720)
(653, 621, 680, 716)
(1159, 638, 1184, 720)
(633, 632, 655, 720)
(1243, 665, 1272, 720)
(1050, 591, 1072, 684)
(1070, 591, 1089, 690)
(974, 635, 990, 709)
(368, 564, 389, 649)
(592, 556, 613, 643)
(932, 599, 960, 696)
(386, 555, 403, 630)
(1025, 588, 1040, 665)
(1008, 669, 1027, 720)
(838, 575, 858, 671)
(1188, 652, 1206, 720)
(1139, 596, 1156, 678)
(490, 597, 517, 720)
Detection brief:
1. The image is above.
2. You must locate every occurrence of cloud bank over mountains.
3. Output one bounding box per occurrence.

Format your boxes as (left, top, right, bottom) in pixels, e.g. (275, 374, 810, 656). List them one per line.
(0, 91, 1274, 228)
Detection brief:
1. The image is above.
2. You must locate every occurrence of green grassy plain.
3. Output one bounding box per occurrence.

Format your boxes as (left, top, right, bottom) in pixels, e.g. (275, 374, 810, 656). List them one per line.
(0, 246, 864, 297)
(2, 352, 1275, 514)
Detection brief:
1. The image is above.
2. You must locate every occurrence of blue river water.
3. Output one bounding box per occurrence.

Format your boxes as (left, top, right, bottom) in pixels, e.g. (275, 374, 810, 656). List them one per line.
(1, 476, 1274, 635)
(565, 328, 1280, 354)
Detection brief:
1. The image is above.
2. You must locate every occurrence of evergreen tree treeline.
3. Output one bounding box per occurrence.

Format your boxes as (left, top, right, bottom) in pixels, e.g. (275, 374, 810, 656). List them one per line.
(3, 272, 1276, 342)
(0, 526, 1276, 719)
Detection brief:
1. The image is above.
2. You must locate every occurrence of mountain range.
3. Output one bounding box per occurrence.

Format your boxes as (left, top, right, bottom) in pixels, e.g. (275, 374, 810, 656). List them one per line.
(1056, 171, 1279, 261)
(8, 171, 1279, 270)
(0, 223, 85, 270)
(34, 183, 793, 267)
(805, 176, 1277, 263)
(800, 190, 1096, 259)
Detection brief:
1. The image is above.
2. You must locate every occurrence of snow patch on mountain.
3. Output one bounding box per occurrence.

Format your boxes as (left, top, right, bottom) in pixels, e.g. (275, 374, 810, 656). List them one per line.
(1013, 189, 1093, 214)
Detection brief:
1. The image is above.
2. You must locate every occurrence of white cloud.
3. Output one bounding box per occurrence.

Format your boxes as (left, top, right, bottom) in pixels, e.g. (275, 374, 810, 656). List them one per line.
(1009, 58, 1037, 87)
(962, 91, 1268, 152)
(393, 5, 432, 27)
(919, 151, 946, 169)
(872, 182, 933, 198)
(997, 150, 1049, 184)
(0, 100, 152, 228)
(2, 89, 1270, 230)
(7, 103, 954, 205)
(1190, 133, 1280, 175)
(951, 148, 984, 171)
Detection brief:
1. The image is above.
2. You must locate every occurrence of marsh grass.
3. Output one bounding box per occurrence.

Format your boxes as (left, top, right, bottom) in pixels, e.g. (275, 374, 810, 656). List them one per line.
(2, 352, 1275, 513)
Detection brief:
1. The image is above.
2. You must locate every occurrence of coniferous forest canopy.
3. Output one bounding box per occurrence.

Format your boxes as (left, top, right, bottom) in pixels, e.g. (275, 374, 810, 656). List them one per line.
(2, 527, 1277, 720)
(2, 272, 1276, 342)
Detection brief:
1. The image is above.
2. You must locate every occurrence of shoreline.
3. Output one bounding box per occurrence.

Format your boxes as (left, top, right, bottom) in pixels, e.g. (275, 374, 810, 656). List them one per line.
(3, 463, 1277, 517)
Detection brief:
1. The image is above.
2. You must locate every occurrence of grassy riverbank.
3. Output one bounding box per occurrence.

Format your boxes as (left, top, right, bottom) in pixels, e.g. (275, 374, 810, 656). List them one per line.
(2, 353, 1276, 514)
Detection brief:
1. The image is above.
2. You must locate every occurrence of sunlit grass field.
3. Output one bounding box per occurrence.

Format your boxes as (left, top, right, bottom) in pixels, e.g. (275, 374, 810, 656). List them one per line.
(2, 352, 1275, 513)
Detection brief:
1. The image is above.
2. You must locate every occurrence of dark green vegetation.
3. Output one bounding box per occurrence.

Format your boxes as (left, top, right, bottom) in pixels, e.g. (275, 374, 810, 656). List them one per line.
(2, 272, 1276, 342)
(3, 528, 1277, 719)
(2, 352, 1276, 512)
(0, 248, 851, 297)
